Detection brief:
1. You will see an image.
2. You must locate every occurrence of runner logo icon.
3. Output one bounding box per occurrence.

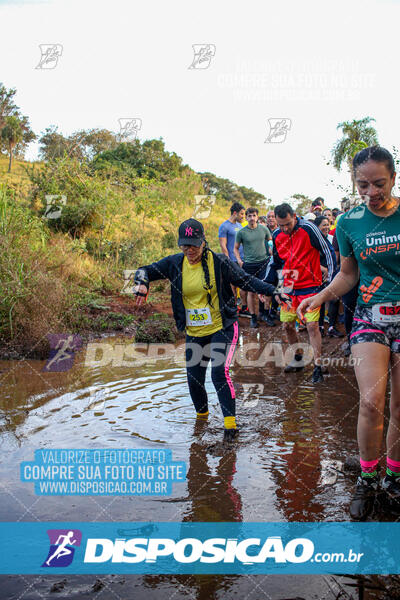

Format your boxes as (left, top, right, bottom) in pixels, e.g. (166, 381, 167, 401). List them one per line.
(43, 334, 83, 372)
(264, 118, 291, 143)
(42, 529, 82, 567)
(188, 44, 216, 69)
(118, 118, 142, 141)
(35, 44, 63, 69)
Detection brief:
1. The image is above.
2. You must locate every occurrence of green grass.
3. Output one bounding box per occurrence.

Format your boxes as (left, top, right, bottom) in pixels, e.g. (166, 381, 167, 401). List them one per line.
(0, 154, 237, 353)
(135, 313, 176, 343)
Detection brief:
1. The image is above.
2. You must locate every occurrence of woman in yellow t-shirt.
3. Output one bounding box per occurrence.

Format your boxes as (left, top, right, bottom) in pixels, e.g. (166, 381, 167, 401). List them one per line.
(134, 219, 277, 441)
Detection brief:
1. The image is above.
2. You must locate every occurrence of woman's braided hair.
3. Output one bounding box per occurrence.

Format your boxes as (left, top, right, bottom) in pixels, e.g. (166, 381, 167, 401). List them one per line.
(200, 240, 214, 308)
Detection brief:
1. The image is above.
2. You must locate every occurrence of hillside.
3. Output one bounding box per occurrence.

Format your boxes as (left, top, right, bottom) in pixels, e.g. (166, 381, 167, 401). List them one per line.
(0, 147, 266, 358)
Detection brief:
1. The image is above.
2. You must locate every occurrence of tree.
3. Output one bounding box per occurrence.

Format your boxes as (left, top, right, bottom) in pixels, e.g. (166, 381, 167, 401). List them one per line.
(238, 185, 266, 208)
(0, 83, 17, 130)
(93, 138, 189, 182)
(289, 193, 312, 215)
(0, 83, 35, 161)
(199, 172, 270, 210)
(29, 156, 117, 238)
(199, 172, 245, 204)
(38, 126, 70, 160)
(80, 129, 118, 159)
(39, 127, 119, 162)
(332, 117, 378, 194)
(13, 114, 36, 158)
(1, 116, 23, 172)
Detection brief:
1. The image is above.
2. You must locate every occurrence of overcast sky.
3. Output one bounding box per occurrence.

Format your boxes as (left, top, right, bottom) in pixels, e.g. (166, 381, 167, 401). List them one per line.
(1, 0, 399, 208)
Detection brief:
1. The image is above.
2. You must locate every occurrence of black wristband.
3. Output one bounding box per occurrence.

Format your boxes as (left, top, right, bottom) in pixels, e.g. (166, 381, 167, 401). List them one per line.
(274, 291, 290, 302)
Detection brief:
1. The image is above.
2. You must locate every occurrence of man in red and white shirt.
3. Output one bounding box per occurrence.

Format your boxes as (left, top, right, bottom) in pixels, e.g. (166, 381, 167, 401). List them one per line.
(264, 203, 334, 383)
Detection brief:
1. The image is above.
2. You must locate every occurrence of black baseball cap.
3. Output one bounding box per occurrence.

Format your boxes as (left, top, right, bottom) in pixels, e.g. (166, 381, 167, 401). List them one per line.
(178, 219, 205, 247)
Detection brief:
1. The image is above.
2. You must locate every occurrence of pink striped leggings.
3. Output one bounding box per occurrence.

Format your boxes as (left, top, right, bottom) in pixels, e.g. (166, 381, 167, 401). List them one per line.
(185, 322, 239, 418)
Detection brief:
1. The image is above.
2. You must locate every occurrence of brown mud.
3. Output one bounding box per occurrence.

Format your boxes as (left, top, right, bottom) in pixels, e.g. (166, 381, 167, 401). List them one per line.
(0, 307, 398, 599)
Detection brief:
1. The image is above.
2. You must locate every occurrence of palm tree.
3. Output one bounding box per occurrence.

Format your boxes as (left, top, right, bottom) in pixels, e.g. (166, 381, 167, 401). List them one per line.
(332, 117, 379, 194)
(1, 116, 23, 172)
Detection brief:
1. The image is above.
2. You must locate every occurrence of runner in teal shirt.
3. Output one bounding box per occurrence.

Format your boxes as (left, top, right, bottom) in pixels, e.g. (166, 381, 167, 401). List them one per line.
(336, 203, 400, 306)
(296, 146, 400, 521)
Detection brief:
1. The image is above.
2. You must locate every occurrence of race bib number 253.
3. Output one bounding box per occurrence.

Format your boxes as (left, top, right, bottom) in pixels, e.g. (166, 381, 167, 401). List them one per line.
(186, 307, 212, 326)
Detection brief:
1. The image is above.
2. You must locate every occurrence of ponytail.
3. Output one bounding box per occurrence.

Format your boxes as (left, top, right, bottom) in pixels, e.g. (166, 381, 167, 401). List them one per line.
(201, 241, 214, 308)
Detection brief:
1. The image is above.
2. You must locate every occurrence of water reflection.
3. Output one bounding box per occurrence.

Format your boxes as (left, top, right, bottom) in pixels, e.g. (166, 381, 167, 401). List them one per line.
(272, 386, 324, 520)
(0, 332, 395, 598)
(142, 427, 244, 600)
(0, 336, 360, 523)
(183, 424, 243, 522)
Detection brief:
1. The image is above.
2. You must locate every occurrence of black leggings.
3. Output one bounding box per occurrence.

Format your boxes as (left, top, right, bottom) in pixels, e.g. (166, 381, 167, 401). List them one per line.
(185, 322, 239, 418)
(259, 294, 279, 316)
(319, 299, 340, 329)
(328, 299, 340, 328)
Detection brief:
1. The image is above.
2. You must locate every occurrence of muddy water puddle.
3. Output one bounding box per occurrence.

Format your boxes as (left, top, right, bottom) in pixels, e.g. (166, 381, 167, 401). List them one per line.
(0, 328, 394, 599)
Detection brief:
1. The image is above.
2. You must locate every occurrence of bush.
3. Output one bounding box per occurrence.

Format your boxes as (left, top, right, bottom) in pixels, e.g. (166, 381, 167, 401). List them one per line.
(0, 185, 121, 355)
(162, 232, 176, 250)
(0, 185, 69, 354)
(90, 312, 135, 332)
(29, 157, 128, 238)
(135, 313, 176, 343)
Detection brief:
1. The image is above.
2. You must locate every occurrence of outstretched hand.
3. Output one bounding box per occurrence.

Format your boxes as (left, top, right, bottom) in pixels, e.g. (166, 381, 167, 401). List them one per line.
(297, 295, 320, 321)
(274, 293, 292, 308)
(134, 284, 149, 306)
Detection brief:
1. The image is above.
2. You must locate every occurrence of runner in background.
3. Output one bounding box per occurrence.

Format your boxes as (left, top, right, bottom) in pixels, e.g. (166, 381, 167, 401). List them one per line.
(266, 209, 278, 233)
(311, 198, 324, 216)
(322, 208, 334, 228)
(234, 207, 272, 328)
(218, 202, 250, 318)
(297, 146, 400, 519)
(328, 210, 343, 241)
(257, 215, 272, 251)
(314, 216, 342, 339)
(258, 215, 274, 258)
(264, 210, 280, 323)
(133, 218, 278, 441)
(332, 216, 358, 356)
(257, 216, 276, 326)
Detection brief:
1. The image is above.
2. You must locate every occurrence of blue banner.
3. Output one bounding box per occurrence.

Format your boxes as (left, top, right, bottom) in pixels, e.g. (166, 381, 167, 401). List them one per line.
(0, 522, 399, 574)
